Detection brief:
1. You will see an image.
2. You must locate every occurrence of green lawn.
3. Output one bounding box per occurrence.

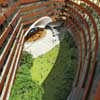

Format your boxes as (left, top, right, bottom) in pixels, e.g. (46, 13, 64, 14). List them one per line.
(9, 52, 44, 100)
(31, 45, 60, 85)
(42, 36, 77, 100)
(31, 33, 77, 100)
(10, 32, 78, 100)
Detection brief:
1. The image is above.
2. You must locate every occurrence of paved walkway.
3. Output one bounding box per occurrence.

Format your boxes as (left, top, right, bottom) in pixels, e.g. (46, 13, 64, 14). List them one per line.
(23, 29, 60, 58)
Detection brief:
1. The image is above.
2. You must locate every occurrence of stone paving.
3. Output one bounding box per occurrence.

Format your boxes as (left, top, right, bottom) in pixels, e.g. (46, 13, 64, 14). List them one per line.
(23, 29, 60, 58)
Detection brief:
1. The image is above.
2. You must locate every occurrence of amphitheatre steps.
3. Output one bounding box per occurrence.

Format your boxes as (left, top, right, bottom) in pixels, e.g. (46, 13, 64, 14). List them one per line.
(88, 62, 100, 100)
(67, 87, 84, 100)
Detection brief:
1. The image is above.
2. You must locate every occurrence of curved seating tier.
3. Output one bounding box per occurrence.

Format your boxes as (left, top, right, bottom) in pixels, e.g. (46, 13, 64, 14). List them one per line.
(55, 0, 100, 100)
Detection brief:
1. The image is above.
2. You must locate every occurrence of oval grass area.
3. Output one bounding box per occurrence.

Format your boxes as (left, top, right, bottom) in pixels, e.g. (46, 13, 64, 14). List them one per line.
(31, 45, 60, 85)
(31, 34, 77, 100)
(10, 33, 77, 100)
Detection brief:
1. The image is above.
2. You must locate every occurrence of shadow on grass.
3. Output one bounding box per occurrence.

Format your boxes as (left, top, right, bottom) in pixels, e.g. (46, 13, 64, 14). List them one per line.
(10, 28, 78, 100)
(42, 31, 78, 100)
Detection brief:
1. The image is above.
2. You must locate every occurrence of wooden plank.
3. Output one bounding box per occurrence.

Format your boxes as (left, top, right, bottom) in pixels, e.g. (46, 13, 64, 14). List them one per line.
(0, 16, 6, 25)
(0, 25, 23, 93)
(20, 0, 39, 5)
(1, 30, 24, 100)
(0, 18, 21, 70)
(22, 7, 54, 19)
(21, 1, 52, 12)
(0, 11, 20, 47)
